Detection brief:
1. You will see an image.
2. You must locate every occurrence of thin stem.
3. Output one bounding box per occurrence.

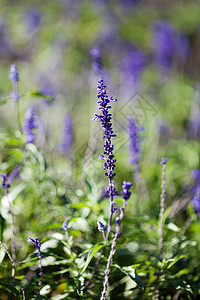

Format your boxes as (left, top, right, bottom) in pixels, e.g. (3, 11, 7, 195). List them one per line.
(158, 163, 167, 257)
(106, 191, 114, 241)
(0, 241, 15, 282)
(101, 201, 127, 300)
(21, 288, 26, 300)
(37, 248, 43, 293)
(16, 100, 22, 132)
(8, 203, 16, 275)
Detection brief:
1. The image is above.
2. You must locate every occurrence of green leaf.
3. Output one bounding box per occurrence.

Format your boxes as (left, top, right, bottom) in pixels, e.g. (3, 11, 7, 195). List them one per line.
(0, 215, 5, 241)
(29, 91, 55, 102)
(166, 222, 181, 232)
(81, 243, 105, 274)
(0, 282, 20, 296)
(112, 264, 144, 291)
(166, 255, 187, 270)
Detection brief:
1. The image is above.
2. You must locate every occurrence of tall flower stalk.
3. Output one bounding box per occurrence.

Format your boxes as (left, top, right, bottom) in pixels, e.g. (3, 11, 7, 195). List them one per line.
(158, 158, 168, 257)
(28, 237, 43, 293)
(100, 181, 132, 300)
(93, 79, 118, 240)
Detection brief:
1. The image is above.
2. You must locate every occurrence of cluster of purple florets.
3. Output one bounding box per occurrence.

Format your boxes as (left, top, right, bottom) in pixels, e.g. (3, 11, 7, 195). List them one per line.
(28, 237, 42, 255)
(0, 174, 10, 194)
(160, 157, 168, 165)
(97, 221, 107, 232)
(9, 64, 19, 82)
(121, 181, 133, 201)
(93, 79, 118, 197)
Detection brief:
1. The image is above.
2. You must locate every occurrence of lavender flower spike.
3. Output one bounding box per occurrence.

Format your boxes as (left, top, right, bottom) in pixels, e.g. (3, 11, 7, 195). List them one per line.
(97, 221, 107, 242)
(93, 79, 118, 239)
(28, 237, 43, 292)
(24, 106, 38, 143)
(9, 64, 19, 101)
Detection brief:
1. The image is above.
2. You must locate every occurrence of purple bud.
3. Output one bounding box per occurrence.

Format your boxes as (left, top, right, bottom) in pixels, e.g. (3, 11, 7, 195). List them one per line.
(160, 158, 168, 165)
(97, 221, 107, 232)
(121, 181, 133, 201)
(9, 64, 19, 82)
(62, 221, 68, 231)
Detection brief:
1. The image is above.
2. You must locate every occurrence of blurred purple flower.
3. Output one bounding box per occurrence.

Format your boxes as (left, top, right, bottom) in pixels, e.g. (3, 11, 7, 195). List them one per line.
(0, 174, 10, 194)
(128, 116, 145, 171)
(160, 158, 168, 165)
(158, 119, 169, 135)
(39, 78, 56, 105)
(153, 21, 175, 72)
(24, 106, 38, 143)
(9, 64, 20, 101)
(59, 115, 73, 155)
(91, 46, 102, 77)
(188, 84, 200, 139)
(9, 64, 19, 82)
(175, 34, 189, 60)
(122, 49, 147, 84)
(26, 8, 42, 32)
(191, 169, 200, 212)
(62, 221, 69, 242)
(153, 21, 189, 74)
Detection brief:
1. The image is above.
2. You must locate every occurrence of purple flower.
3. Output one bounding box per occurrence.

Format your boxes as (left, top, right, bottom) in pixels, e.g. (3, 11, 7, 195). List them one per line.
(28, 237, 43, 291)
(160, 158, 168, 165)
(9, 64, 19, 82)
(175, 34, 189, 61)
(97, 221, 106, 242)
(62, 221, 68, 231)
(26, 8, 42, 32)
(121, 181, 133, 201)
(93, 80, 118, 187)
(0, 174, 10, 194)
(39, 78, 56, 105)
(97, 221, 107, 232)
(153, 21, 175, 73)
(191, 169, 200, 212)
(24, 106, 38, 143)
(59, 115, 73, 154)
(9, 64, 19, 101)
(91, 46, 102, 77)
(128, 116, 145, 171)
(122, 49, 147, 83)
